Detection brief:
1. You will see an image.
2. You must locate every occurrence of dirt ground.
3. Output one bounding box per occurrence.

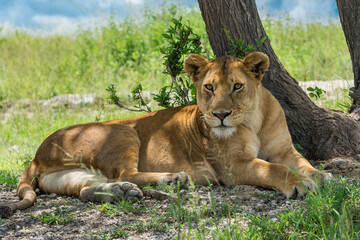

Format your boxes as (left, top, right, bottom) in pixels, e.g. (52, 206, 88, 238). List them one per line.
(1, 158, 359, 240)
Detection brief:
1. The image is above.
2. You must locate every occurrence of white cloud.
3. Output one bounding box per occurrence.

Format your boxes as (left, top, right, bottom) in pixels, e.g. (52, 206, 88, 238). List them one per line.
(32, 15, 78, 34)
(0, 0, 146, 35)
(30, 14, 109, 35)
(288, 0, 337, 21)
(125, 0, 143, 4)
(256, 0, 338, 22)
(32, 15, 73, 26)
(0, 22, 15, 35)
(289, 3, 308, 19)
(98, 0, 143, 8)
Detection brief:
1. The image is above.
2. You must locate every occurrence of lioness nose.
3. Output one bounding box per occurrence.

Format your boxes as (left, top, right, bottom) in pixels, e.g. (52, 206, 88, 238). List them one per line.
(212, 111, 232, 121)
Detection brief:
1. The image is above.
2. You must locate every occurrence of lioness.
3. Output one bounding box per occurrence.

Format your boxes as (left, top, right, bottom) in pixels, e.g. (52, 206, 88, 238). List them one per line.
(3, 52, 329, 215)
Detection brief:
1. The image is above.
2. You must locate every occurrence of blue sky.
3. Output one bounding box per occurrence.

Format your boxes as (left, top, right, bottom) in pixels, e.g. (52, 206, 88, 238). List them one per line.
(0, 0, 339, 34)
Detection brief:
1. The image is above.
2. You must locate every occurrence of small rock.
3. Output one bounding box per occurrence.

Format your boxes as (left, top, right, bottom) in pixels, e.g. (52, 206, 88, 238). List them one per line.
(14, 224, 22, 231)
(247, 208, 255, 215)
(39, 94, 97, 108)
(82, 225, 90, 231)
(249, 197, 258, 203)
(270, 200, 278, 207)
(42, 235, 51, 240)
(332, 159, 351, 166)
(0, 206, 13, 218)
(233, 186, 245, 192)
(143, 189, 172, 201)
(127, 196, 138, 202)
(276, 194, 286, 200)
(62, 227, 71, 231)
(198, 186, 208, 192)
(24, 216, 32, 223)
(161, 204, 169, 210)
(241, 196, 251, 201)
(324, 159, 352, 169)
(237, 185, 260, 195)
(48, 193, 57, 198)
(0, 226, 8, 231)
(179, 189, 187, 196)
(255, 203, 265, 211)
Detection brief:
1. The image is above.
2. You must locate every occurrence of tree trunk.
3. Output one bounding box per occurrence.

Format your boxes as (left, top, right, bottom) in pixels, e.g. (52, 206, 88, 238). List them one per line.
(336, 0, 360, 119)
(197, 0, 360, 160)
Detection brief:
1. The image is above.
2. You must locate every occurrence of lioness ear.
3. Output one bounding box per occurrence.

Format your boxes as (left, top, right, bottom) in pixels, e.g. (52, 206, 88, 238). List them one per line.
(243, 52, 269, 80)
(184, 54, 208, 80)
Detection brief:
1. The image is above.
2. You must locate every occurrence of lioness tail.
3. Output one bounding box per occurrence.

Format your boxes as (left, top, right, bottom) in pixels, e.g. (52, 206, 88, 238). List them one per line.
(0, 161, 38, 218)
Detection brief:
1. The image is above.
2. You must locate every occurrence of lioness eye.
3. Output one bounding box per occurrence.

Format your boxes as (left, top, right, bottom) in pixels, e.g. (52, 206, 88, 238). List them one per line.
(233, 83, 243, 91)
(204, 84, 213, 91)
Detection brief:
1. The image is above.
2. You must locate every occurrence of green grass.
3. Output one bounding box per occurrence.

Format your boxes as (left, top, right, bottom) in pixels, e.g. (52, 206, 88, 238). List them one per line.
(30, 205, 76, 225)
(160, 179, 360, 239)
(91, 196, 173, 239)
(242, 178, 360, 239)
(95, 199, 146, 216)
(89, 179, 360, 239)
(263, 18, 352, 81)
(90, 227, 130, 240)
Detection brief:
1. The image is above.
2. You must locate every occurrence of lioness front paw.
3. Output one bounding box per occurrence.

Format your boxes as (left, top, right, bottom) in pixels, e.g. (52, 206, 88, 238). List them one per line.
(282, 174, 316, 199)
(310, 170, 334, 183)
(80, 182, 143, 203)
(158, 171, 189, 187)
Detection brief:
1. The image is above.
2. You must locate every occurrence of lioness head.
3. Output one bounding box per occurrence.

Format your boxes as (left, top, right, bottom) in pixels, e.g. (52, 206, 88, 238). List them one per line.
(184, 52, 269, 138)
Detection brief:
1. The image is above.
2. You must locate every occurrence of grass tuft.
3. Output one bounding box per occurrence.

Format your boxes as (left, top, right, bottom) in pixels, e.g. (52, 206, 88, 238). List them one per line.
(31, 206, 75, 225)
(243, 178, 360, 239)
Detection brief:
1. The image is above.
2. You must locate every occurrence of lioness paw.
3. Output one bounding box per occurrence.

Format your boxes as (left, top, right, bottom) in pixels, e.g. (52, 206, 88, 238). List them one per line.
(158, 171, 189, 187)
(282, 176, 316, 199)
(310, 170, 334, 183)
(80, 182, 143, 203)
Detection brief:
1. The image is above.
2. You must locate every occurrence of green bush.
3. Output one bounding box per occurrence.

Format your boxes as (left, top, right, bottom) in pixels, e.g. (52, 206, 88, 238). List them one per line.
(0, 5, 352, 102)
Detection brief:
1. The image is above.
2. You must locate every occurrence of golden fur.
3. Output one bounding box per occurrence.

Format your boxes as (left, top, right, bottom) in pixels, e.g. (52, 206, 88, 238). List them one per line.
(9, 52, 330, 212)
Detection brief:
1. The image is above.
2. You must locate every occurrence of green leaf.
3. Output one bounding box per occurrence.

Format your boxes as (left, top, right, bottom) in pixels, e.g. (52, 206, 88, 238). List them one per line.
(316, 89, 323, 95)
(162, 33, 171, 39)
(191, 86, 197, 96)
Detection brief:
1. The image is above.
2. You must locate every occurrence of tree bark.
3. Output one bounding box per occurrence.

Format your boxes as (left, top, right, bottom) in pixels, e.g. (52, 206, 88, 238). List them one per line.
(197, 0, 360, 160)
(336, 0, 360, 119)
